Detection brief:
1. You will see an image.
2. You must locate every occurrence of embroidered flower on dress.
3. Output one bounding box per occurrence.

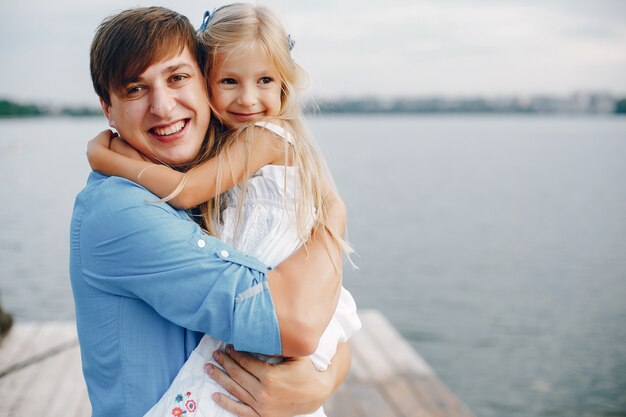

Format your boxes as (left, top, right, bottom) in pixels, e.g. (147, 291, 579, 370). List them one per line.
(186, 399, 197, 412)
(175, 394, 184, 402)
(171, 407, 184, 416)
(186, 391, 192, 397)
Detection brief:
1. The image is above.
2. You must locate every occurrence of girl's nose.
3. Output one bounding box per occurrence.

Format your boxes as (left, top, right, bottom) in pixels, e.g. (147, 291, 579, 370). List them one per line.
(237, 86, 257, 107)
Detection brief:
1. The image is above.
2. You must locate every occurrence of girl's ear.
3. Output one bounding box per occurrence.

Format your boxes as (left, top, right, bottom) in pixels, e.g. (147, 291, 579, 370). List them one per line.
(99, 98, 117, 129)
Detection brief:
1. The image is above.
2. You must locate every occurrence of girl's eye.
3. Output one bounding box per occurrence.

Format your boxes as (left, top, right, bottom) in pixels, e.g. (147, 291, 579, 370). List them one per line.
(220, 78, 237, 85)
(259, 77, 273, 84)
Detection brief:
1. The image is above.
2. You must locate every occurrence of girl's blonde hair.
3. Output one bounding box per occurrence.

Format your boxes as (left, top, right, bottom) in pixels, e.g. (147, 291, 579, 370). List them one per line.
(193, 3, 353, 264)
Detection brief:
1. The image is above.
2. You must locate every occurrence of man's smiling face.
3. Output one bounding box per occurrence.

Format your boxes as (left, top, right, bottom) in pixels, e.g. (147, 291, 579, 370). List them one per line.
(101, 47, 210, 166)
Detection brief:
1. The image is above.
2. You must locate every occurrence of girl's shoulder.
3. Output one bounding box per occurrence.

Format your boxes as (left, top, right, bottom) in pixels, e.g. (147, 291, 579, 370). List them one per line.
(254, 120, 294, 144)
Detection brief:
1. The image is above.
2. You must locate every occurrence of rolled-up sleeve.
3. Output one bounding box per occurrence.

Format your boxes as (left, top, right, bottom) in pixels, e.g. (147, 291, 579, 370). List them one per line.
(73, 174, 282, 355)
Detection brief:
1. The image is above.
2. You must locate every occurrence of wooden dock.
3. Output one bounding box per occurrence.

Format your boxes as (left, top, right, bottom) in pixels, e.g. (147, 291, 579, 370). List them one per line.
(0, 310, 473, 417)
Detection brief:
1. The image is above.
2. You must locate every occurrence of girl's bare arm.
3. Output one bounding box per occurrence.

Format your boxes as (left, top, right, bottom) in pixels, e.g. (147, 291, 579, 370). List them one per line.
(86, 126, 287, 209)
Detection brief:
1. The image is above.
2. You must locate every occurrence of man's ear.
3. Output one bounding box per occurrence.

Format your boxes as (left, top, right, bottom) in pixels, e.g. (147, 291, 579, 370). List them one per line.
(100, 98, 116, 129)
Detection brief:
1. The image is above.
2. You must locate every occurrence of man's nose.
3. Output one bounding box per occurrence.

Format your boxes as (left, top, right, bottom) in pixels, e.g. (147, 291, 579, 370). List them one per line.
(150, 86, 176, 117)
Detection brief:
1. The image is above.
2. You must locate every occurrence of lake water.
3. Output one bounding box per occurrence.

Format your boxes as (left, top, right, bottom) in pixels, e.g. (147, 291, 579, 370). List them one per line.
(1, 115, 625, 417)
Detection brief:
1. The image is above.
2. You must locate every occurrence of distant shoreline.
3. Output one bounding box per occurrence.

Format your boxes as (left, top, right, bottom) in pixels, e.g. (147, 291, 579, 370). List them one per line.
(2, 94, 626, 117)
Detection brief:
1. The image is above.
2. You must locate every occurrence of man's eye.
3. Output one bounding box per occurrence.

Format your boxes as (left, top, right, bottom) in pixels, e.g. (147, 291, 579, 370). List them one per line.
(220, 78, 237, 85)
(259, 77, 273, 84)
(125, 85, 144, 95)
(170, 74, 187, 82)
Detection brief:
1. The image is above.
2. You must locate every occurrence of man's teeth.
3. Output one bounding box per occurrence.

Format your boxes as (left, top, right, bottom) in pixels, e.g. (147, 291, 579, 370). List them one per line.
(153, 121, 185, 136)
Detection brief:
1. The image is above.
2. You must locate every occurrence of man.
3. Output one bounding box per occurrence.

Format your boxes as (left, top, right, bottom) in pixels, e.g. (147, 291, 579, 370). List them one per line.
(71, 7, 350, 416)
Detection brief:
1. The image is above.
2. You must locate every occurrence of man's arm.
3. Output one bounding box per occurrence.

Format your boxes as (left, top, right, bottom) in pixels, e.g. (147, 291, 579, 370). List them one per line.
(268, 191, 347, 356)
(80, 170, 346, 357)
(208, 342, 352, 417)
(76, 175, 282, 355)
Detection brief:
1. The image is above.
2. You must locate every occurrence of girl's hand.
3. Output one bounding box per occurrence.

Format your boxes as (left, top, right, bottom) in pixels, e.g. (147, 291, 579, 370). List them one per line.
(87, 129, 118, 171)
(110, 137, 148, 161)
(85, 129, 156, 181)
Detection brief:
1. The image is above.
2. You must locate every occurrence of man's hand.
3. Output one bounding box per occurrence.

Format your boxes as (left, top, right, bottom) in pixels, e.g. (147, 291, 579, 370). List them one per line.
(207, 343, 350, 417)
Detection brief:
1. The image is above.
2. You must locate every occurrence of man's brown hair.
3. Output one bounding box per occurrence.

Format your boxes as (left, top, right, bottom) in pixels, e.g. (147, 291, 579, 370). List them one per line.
(90, 7, 200, 105)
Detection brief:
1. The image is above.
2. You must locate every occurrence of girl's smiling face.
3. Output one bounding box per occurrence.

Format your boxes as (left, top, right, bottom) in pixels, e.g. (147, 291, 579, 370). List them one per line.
(209, 44, 282, 129)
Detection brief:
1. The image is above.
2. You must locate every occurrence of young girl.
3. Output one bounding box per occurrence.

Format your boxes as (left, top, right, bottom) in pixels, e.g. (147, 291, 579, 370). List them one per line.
(87, 3, 360, 417)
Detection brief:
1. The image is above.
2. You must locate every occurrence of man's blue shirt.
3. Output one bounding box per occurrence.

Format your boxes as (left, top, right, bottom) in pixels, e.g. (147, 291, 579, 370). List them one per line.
(69, 172, 282, 416)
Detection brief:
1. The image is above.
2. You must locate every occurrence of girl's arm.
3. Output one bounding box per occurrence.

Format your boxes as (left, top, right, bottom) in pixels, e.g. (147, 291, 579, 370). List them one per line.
(86, 126, 288, 209)
(87, 129, 166, 180)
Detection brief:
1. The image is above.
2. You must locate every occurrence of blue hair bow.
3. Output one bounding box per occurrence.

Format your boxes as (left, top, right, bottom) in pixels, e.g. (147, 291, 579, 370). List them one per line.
(288, 34, 296, 52)
(197, 9, 214, 33)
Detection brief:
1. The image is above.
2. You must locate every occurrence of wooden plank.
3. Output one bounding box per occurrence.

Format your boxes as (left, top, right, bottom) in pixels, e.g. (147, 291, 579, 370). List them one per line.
(349, 310, 474, 417)
(11, 345, 77, 415)
(346, 339, 369, 380)
(0, 322, 79, 414)
(0, 323, 40, 371)
(350, 319, 397, 381)
(0, 312, 473, 417)
(1, 357, 46, 414)
(359, 310, 434, 377)
(407, 374, 474, 417)
(348, 380, 400, 417)
(0, 326, 48, 407)
(45, 345, 86, 416)
(353, 311, 441, 417)
(378, 376, 434, 417)
(46, 346, 89, 416)
(0, 321, 77, 377)
(325, 382, 362, 417)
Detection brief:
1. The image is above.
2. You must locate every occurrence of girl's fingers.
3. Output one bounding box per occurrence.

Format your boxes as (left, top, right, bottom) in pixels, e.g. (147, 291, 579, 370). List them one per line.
(93, 130, 113, 145)
(211, 392, 260, 417)
(109, 138, 123, 151)
(110, 137, 131, 151)
(110, 137, 143, 160)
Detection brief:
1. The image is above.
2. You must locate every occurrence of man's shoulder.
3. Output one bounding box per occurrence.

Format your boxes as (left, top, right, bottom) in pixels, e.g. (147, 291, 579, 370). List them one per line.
(78, 171, 151, 200)
(76, 172, 167, 211)
(73, 172, 186, 226)
(71, 172, 199, 260)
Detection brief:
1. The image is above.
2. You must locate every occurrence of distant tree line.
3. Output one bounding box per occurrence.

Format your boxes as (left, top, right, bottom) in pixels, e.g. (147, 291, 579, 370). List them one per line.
(2, 97, 626, 117)
(312, 96, 626, 115)
(0, 99, 45, 116)
(0, 99, 101, 117)
(311, 98, 526, 114)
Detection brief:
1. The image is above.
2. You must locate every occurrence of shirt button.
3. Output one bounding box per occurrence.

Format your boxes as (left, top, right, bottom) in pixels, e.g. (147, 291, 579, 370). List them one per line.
(220, 250, 229, 258)
(197, 239, 206, 248)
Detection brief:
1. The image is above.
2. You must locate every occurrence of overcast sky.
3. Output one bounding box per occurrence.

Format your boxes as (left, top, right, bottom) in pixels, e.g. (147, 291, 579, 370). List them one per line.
(1, 0, 625, 106)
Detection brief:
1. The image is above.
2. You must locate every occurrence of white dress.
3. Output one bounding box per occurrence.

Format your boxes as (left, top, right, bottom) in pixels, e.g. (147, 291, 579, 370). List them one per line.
(144, 122, 361, 417)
